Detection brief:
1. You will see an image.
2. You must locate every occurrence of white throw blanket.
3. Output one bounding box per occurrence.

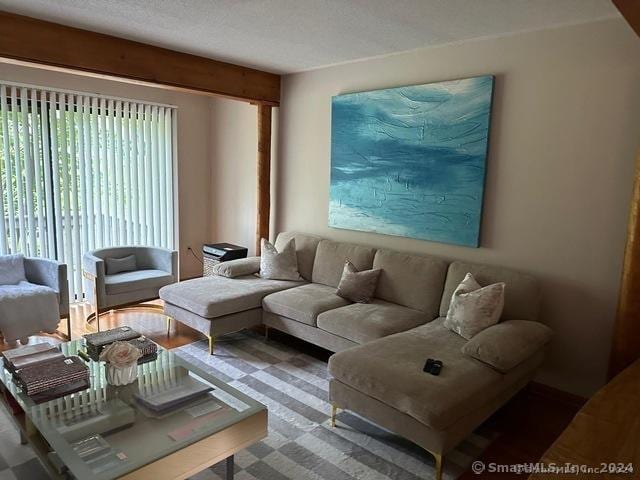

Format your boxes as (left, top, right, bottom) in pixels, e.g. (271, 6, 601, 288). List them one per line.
(0, 281, 60, 342)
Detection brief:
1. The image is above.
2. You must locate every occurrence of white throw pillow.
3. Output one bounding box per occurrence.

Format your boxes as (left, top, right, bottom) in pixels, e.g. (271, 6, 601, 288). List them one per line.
(260, 238, 303, 281)
(444, 272, 505, 340)
(0, 254, 27, 285)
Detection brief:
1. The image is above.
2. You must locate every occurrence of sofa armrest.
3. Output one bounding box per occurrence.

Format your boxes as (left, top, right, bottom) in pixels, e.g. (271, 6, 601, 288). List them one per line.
(461, 320, 552, 373)
(82, 252, 106, 302)
(144, 247, 178, 276)
(212, 257, 261, 278)
(82, 252, 104, 278)
(24, 257, 69, 315)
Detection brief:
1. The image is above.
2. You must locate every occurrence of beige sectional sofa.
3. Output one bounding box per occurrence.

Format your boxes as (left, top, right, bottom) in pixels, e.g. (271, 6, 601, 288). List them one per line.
(159, 231, 547, 480)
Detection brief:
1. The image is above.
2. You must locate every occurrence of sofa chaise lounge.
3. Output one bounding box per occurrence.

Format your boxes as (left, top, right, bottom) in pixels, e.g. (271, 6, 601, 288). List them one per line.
(159, 232, 547, 479)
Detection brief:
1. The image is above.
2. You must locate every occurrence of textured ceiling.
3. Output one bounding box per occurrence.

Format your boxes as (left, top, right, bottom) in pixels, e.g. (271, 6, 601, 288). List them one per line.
(0, 0, 620, 74)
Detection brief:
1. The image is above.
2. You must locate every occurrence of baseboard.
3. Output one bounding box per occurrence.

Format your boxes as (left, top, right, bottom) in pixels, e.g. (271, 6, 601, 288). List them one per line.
(528, 381, 587, 409)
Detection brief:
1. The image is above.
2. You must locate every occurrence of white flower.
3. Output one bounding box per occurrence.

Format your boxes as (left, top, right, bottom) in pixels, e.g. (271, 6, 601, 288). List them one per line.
(99, 341, 141, 368)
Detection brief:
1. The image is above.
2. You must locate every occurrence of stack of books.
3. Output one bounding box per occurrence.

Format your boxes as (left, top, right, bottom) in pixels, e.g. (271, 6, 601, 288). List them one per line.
(13, 356, 89, 401)
(135, 375, 212, 417)
(84, 326, 141, 359)
(83, 327, 158, 363)
(1, 344, 92, 404)
(128, 336, 158, 363)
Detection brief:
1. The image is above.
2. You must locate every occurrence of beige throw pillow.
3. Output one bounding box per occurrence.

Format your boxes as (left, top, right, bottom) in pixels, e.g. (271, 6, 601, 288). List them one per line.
(336, 261, 381, 303)
(444, 272, 505, 339)
(260, 238, 303, 281)
(461, 320, 552, 373)
(212, 257, 261, 278)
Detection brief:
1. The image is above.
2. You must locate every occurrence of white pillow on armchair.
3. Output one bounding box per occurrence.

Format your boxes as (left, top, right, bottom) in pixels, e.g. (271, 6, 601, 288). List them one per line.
(0, 254, 26, 285)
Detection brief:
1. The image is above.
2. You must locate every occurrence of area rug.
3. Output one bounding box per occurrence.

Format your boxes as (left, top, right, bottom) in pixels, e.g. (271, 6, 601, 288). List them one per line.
(0, 332, 495, 479)
(176, 332, 495, 480)
(0, 406, 50, 479)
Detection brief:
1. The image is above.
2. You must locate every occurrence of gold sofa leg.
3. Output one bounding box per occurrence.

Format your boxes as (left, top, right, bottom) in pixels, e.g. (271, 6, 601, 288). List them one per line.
(330, 404, 338, 427)
(166, 316, 171, 336)
(208, 335, 215, 355)
(431, 451, 443, 480)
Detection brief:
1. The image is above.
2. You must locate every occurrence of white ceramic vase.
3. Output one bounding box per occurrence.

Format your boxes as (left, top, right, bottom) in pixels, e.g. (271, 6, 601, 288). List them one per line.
(106, 363, 138, 386)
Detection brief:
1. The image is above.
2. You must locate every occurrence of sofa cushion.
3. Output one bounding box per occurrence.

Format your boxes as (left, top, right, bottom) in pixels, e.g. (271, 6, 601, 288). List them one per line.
(317, 299, 428, 344)
(312, 240, 376, 288)
(160, 275, 302, 319)
(462, 320, 552, 373)
(262, 283, 350, 326)
(373, 248, 448, 315)
(105, 269, 175, 295)
(328, 318, 544, 431)
(275, 232, 322, 281)
(439, 261, 540, 322)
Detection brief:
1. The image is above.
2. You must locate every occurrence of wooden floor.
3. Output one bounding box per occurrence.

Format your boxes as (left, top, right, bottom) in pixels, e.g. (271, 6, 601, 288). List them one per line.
(458, 386, 583, 479)
(0, 301, 204, 353)
(0, 305, 583, 479)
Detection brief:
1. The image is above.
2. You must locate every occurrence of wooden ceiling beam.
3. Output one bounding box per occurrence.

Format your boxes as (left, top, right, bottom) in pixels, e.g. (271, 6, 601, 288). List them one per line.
(613, 0, 640, 38)
(0, 11, 280, 105)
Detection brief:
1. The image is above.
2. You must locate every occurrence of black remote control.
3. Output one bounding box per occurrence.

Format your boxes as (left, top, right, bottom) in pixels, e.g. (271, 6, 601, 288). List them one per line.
(423, 358, 443, 376)
(423, 358, 435, 372)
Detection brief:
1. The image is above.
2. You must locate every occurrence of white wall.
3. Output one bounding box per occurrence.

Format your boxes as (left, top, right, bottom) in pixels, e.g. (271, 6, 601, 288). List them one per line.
(209, 98, 280, 256)
(0, 62, 213, 279)
(209, 98, 258, 255)
(276, 19, 640, 396)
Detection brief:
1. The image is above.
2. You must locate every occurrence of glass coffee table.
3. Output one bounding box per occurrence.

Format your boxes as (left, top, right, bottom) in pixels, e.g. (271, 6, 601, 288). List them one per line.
(0, 339, 267, 479)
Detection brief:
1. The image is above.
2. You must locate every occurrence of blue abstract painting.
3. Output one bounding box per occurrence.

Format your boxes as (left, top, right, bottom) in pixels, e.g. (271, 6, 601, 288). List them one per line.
(329, 75, 494, 247)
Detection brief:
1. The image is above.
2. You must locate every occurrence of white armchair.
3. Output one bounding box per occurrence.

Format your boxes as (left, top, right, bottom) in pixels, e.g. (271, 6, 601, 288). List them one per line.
(0, 254, 70, 344)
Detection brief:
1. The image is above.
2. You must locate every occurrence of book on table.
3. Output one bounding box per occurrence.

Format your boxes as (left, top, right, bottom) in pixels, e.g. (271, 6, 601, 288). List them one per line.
(83, 326, 141, 358)
(14, 356, 89, 397)
(2, 343, 64, 372)
(134, 374, 213, 415)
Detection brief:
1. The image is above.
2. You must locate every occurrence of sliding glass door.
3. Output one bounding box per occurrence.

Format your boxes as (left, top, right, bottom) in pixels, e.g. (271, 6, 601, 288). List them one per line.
(0, 82, 176, 301)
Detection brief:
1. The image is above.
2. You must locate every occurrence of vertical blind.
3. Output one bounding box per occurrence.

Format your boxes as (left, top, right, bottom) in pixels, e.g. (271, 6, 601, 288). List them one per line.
(0, 82, 176, 301)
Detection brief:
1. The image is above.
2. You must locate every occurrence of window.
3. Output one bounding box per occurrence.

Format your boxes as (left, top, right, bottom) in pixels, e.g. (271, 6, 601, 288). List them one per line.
(0, 82, 176, 301)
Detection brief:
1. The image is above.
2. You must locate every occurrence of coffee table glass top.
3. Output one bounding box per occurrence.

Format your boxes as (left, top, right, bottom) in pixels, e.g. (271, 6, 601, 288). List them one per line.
(0, 339, 266, 479)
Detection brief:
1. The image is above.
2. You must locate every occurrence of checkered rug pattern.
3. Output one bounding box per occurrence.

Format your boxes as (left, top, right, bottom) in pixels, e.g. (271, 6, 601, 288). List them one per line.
(0, 332, 494, 479)
(0, 408, 49, 479)
(177, 332, 494, 480)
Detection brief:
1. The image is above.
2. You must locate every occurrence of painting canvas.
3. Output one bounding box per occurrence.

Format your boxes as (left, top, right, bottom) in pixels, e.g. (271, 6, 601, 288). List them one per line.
(329, 75, 494, 247)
